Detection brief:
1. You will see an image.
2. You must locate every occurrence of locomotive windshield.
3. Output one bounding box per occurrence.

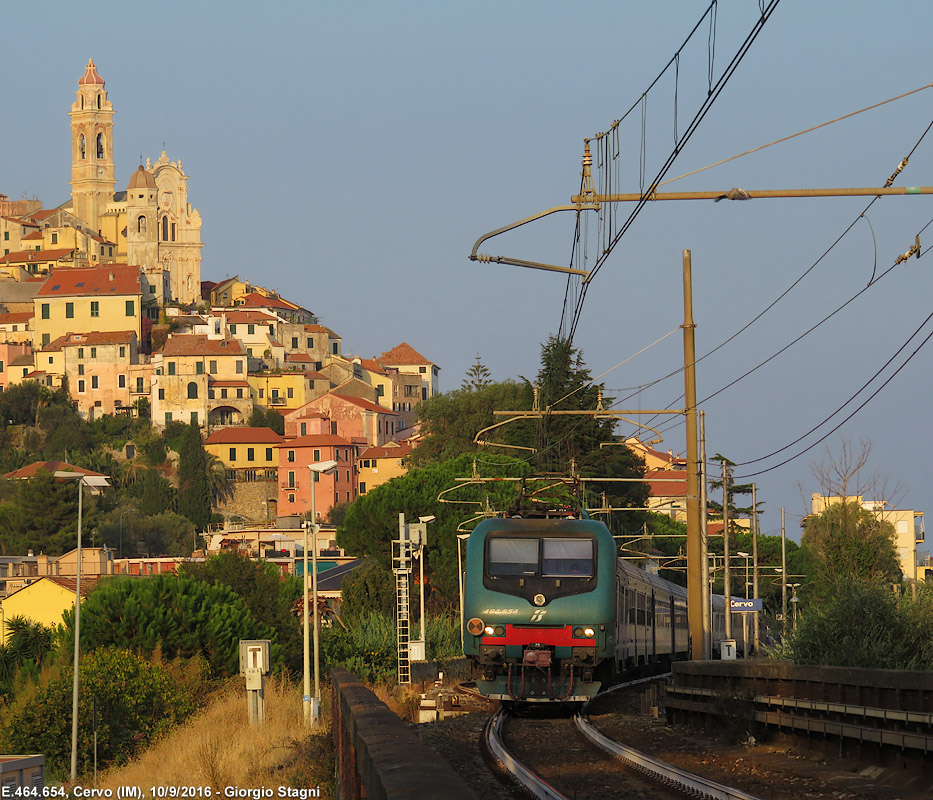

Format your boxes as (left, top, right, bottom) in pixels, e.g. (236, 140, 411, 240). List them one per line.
(487, 538, 538, 576)
(486, 536, 594, 578)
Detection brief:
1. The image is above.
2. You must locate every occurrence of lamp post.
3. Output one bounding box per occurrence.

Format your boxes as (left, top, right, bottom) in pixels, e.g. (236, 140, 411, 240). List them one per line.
(303, 459, 337, 727)
(787, 583, 801, 630)
(55, 470, 110, 783)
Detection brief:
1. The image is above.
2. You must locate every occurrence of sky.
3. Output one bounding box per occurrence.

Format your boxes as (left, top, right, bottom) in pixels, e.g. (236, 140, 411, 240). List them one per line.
(2, 1, 932, 548)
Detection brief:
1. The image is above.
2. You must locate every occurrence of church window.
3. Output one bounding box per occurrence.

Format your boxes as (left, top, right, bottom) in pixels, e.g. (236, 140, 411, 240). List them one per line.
(79, 135, 86, 159)
(161, 216, 168, 241)
(171, 223, 176, 242)
(96, 133, 104, 159)
(137, 216, 146, 234)
(97, 94, 101, 109)
(187, 382, 198, 399)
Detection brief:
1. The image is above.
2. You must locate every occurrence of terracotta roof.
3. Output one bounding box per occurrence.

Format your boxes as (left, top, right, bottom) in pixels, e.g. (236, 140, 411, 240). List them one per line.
(285, 353, 313, 363)
(43, 576, 101, 597)
(78, 58, 104, 86)
(43, 330, 135, 352)
(9, 354, 33, 366)
(304, 324, 338, 336)
(36, 265, 141, 297)
(0, 312, 33, 325)
(377, 342, 435, 366)
(160, 335, 245, 357)
(240, 292, 296, 310)
(359, 443, 413, 460)
(358, 358, 386, 375)
(22, 231, 42, 241)
(24, 370, 46, 379)
(645, 469, 687, 498)
(204, 427, 283, 445)
(328, 393, 397, 415)
(5, 460, 105, 480)
(88, 232, 116, 245)
(0, 248, 76, 264)
(2, 216, 39, 227)
(225, 310, 277, 324)
(276, 434, 352, 448)
(29, 209, 57, 222)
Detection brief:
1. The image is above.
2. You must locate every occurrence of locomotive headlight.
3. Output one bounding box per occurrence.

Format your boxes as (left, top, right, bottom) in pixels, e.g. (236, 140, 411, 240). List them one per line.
(484, 625, 495, 636)
(483, 625, 506, 636)
(583, 627, 596, 638)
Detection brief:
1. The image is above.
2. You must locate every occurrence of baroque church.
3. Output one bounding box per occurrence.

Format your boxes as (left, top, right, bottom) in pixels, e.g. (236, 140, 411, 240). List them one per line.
(66, 58, 202, 305)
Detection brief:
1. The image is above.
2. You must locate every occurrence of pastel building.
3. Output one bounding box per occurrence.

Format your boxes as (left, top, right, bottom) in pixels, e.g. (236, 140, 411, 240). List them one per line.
(276, 434, 359, 521)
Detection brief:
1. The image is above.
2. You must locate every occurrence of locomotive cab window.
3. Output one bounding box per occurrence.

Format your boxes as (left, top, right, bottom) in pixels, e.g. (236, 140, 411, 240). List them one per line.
(541, 538, 593, 577)
(487, 538, 538, 576)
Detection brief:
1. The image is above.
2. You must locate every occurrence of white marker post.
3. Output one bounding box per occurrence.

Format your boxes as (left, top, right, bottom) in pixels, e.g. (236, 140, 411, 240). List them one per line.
(239, 639, 271, 723)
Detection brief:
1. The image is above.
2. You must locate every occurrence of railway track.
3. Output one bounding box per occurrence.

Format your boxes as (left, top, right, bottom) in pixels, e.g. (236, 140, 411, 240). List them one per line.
(482, 677, 764, 800)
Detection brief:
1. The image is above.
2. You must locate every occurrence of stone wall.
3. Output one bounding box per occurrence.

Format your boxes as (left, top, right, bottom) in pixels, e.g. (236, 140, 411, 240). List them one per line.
(213, 479, 277, 523)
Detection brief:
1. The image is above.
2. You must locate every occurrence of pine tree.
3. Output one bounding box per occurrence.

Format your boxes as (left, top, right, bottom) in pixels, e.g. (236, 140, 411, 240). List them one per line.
(461, 353, 492, 391)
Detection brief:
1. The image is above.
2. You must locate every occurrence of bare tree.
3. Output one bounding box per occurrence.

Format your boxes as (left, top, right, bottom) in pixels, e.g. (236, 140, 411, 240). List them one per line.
(803, 437, 904, 512)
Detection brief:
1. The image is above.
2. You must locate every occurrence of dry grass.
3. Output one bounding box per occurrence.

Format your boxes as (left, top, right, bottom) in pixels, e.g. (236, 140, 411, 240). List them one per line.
(95, 677, 334, 797)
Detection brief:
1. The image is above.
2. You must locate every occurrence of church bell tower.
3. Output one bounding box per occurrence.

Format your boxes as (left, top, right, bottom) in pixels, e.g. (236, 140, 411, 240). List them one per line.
(69, 58, 115, 234)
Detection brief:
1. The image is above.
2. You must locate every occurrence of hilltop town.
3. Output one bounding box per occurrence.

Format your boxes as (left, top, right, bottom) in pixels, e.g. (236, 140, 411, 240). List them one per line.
(0, 59, 438, 528)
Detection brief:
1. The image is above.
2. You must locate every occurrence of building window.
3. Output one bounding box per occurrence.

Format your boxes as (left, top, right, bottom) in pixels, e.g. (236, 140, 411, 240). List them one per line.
(236, 361, 244, 374)
(171, 223, 176, 242)
(306, 337, 313, 348)
(79, 134, 86, 159)
(287, 450, 295, 463)
(119, 346, 125, 358)
(287, 387, 294, 399)
(168, 362, 175, 376)
(96, 133, 104, 158)
(220, 388, 228, 399)
(265, 448, 273, 461)
(209, 360, 217, 374)
(90, 301, 99, 318)
(77, 380, 85, 393)
(51, 233, 58, 244)
(359, 482, 367, 494)
(419, 366, 427, 373)
(313, 449, 321, 461)
(136, 377, 144, 392)
(42, 334, 50, 346)
(161, 216, 168, 241)
(187, 382, 198, 399)
(229, 447, 236, 461)
(78, 364, 85, 376)
(247, 448, 255, 462)
(287, 471, 295, 488)
(158, 388, 165, 400)
(125, 300, 135, 317)
(90, 347, 97, 359)
(190, 411, 198, 425)
(300, 422, 307, 436)
(118, 375, 126, 388)
(332, 342, 338, 355)
(236, 388, 243, 398)
(196, 362, 204, 375)
(229, 324, 236, 334)
(0, 361, 4, 373)
(247, 324, 255, 335)
(288, 493, 295, 504)
(165, 412, 173, 423)
(41, 303, 50, 320)
(91, 376, 99, 390)
(291, 337, 298, 349)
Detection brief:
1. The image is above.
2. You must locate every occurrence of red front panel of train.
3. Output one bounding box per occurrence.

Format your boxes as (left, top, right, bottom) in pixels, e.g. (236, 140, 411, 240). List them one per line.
(482, 624, 595, 647)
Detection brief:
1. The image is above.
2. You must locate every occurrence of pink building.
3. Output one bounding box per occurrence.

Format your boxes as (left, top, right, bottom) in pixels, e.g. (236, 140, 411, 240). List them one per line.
(0, 342, 32, 391)
(283, 391, 399, 446)
(276, 434, 359, 522)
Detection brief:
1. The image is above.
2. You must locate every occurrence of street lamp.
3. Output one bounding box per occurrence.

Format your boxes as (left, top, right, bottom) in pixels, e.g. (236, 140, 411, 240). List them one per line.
(55, 470, 110, 783)
(303, 459, 337, 727)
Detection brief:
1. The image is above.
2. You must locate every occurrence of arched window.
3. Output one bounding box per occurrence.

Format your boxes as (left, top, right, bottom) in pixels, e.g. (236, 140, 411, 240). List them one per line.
(96, 133, 104, 159)
(97, 93, 101, 109)
(137, 215, 146, 234)
(161, 216, 168, 241)
(187, 382, 198, 399)
(79, 135, 86, 159)
(81, 96, 84, 109)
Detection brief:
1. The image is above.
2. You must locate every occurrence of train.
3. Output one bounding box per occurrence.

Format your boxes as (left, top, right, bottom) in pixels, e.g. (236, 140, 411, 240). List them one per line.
(462, 514, 742, 702)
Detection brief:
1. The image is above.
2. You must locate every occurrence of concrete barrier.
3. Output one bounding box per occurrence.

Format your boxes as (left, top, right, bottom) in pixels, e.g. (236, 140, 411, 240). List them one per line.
(331, 669, 479, 800)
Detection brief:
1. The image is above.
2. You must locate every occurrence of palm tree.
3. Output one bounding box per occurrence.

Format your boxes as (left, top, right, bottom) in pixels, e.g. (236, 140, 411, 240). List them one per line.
(205, 453, 232, 505)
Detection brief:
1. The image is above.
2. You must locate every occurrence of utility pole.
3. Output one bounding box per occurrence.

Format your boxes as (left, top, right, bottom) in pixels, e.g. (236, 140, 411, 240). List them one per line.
(682, 250, 704, 661)
(722, 459, 732, 640)
(751, 483, 760, 656)
(781, 506, 788, 641)
(699, 410, 710, 659)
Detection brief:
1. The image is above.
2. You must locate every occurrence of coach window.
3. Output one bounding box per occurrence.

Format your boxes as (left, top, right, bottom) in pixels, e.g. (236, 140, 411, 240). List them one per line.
(487, 538, 538, 577)
(542, 539, 593, 577)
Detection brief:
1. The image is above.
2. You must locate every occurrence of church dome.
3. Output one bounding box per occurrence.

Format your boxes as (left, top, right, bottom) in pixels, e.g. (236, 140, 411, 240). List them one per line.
(128, 165, 157, 190)
(78, 58, 104, 86)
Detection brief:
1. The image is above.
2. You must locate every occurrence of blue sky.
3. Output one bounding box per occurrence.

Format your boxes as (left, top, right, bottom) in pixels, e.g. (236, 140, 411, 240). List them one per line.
(3, 1, 932, 547)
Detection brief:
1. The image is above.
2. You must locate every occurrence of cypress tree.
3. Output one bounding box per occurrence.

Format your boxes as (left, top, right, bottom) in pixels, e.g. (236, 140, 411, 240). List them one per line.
(176, 423, 210, 531)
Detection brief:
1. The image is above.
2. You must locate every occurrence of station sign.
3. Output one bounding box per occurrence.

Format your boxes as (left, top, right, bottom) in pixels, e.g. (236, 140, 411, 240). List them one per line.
(730, 598, 763, 612)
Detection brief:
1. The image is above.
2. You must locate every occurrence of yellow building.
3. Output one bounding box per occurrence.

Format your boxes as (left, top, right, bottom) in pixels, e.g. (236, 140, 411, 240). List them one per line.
(357, 442, 412, 495)
(33, 264, 143, 348)
(0, 576, 100, 644)
(249, 369, 326, 414)
(203, 426, 283, 478)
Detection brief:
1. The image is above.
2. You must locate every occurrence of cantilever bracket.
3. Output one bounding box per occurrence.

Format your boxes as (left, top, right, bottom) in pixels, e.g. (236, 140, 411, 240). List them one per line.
(469, 203, 600, 280)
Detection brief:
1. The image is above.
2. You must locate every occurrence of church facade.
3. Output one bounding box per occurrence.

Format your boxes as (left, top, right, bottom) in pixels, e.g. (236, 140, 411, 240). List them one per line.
(68, 58, 203, 306)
